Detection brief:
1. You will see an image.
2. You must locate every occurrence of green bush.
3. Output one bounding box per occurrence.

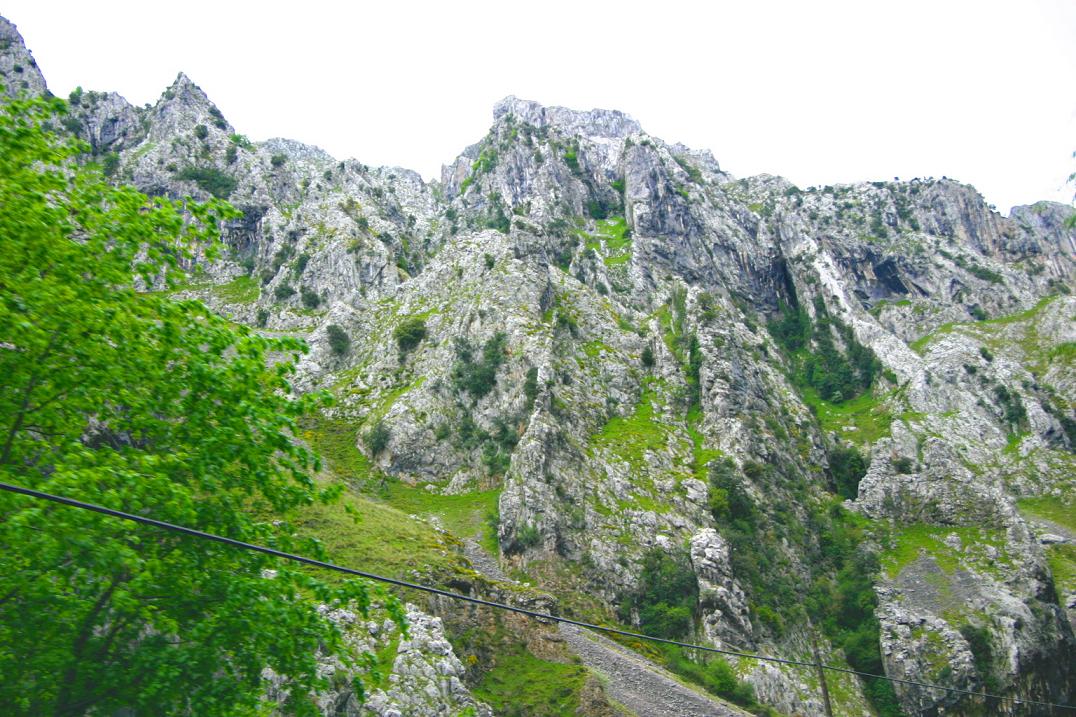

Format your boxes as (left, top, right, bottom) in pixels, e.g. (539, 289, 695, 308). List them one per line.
(193, 124, 208, 140)
(394, 317, 428, 354)
(622, 547, 698, 639)
(300, 287, 320, 309)
(830, 444, 867, 499)
(255, 308, 269, 327)
(270, 154, 286, 168)
(507, 523, 540, 553)
(273, 283, 295, 300)
(770, 296, 881, 403)
(523, 366, 539, 408)
(641, 345, 655, 368)
(100, 152, 120, 177)
(993, 384, 1027, 432)
(176, 166, 238, 199)
(364, 420, 390, 455)
(452, 333, 508, 398)
(892, 456, 914, 474)
(326, 324, 350, 356)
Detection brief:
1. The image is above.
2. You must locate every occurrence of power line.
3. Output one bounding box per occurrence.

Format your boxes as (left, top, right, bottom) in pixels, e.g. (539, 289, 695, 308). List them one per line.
(1, 480, 1072, 713)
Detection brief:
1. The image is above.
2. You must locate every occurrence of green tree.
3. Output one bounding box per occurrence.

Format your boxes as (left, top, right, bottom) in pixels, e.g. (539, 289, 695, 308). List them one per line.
(393, 316, 428, 354)
(0, 95, 392, 716)
(327, 324, 351, 355)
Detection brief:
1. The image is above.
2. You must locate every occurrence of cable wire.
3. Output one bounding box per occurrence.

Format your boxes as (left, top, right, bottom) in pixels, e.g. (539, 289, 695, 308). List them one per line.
(1, 480, 1072, 712)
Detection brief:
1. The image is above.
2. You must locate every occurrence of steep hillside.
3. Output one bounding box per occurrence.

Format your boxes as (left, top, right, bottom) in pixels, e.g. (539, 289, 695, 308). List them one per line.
(4, 14, 1073, 716)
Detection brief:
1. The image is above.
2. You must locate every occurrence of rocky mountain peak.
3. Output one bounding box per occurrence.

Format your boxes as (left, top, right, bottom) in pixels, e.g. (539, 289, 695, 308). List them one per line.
(162, 72, 214, 109)
(493, 94, 642, 139)
(0, 16, 47, 98)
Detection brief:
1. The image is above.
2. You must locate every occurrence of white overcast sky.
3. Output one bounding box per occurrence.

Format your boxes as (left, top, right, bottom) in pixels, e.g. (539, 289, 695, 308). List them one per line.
(4, 0, 1075, 212)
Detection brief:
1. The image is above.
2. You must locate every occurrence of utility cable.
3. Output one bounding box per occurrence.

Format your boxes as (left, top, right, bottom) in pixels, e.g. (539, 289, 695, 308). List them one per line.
(1, 480, 1072, 712)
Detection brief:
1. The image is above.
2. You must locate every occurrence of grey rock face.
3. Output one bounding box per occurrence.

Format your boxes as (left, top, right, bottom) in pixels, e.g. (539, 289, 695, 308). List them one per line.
(0, 17, 47, 98)
(493, 95, 643, 139)
(265, 604, 492, 717)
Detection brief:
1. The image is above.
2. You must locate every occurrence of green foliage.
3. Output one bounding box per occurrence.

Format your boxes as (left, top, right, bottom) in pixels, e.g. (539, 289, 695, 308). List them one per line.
(364, 420, 391, 456)
(256, 307, 269, 327)
(562, 143, 581, 175)
(673, 155, 703, 183)
(176, 165, 237, 198)
(592, 384, 668, 472)
(892, 456, 914, 473)
(452, 333, 508, 399)
(804, 506, 903, 717)
(708, 458, 756, 526)
(300, 286, 321, 309)
(959, 623, 999, 692)
(472, 644, 589, 716)
(830, 443, 868, 499)
(770, 296, 882, 403)
(993, 384, 1028, 433)
(0, 95, 387, 716)
(212, 275, 260, 303)
(208, 106, 228, 130)
(767, 300, 810, 352)
(394, 316, 428, 354)
(471, 145, 498, 175)
(482, 192, 511, 233)
(270, 153, 287, 168)
(100, 151, 120, 177)
(659, 646, 762, 711)
(274, 282, 296, 300)
(193, 123, 208, 140)
(229, 133, 253, 150)
(326, 324, 351, 355)
(622, 547, 698, 639)
(641, 344, 655, 368)
(507, 522, 541, 554)
(523, 366, 539, 408)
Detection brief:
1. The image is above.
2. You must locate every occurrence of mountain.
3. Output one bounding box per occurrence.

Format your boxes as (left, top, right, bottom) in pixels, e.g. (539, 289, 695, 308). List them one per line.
(3, 15, 1074, 716)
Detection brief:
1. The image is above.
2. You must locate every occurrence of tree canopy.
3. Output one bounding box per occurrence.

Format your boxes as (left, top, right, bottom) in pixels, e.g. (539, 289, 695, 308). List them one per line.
(0, 94, 387, 716)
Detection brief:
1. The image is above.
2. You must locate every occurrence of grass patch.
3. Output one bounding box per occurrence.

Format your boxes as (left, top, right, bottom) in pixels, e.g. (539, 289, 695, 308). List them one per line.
(578, 216, 632, 268)
(591, 381, 669, 471)
(380, 482, 501, 545)
(211, 275, 260, 303)
(882, 524, 1012, 579)
(1044, 544, 1076, 604)
(687, 404, 722, 482)
(1017, 496, 1076, 533)
(801, 386, 893, 445)
(473, 649, 588, 716)
(289, 488, 466, 583)
(910, 295, 1061, 355)
(303, 416, 374, 486)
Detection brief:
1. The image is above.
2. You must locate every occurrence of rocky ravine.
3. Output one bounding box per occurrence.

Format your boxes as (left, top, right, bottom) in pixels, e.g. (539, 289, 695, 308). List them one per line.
(4, 13, 1074, 716)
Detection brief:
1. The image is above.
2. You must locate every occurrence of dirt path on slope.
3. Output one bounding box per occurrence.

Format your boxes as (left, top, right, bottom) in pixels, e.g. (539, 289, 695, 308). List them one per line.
(462, 541, 749, 717)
